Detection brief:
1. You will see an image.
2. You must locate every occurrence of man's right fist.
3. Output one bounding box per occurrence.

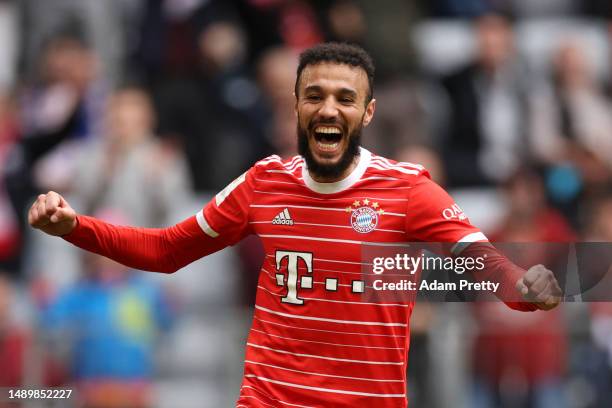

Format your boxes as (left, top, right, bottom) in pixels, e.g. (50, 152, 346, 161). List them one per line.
(28, 191, 77, 236)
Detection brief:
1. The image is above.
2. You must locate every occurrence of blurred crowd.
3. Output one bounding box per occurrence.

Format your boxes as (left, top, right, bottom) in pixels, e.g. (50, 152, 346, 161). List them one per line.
(1, 1, 612, 407)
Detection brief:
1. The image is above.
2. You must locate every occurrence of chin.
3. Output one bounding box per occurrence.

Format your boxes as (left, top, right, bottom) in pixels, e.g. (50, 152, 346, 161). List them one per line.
(311, 149, 345, 165)
(298, 123, 362, 180)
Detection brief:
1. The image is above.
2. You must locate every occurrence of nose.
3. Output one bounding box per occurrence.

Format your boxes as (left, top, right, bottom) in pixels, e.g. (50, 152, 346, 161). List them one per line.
(318, 96, 339, 119)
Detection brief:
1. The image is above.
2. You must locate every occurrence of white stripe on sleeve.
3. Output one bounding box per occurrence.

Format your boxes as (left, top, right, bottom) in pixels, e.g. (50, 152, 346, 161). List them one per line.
(196, 210, 219, 238)
(451, 232, 488, 254)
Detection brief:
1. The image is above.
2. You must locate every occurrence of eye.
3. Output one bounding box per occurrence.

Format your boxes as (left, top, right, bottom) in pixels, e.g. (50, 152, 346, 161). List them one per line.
(339, 98, 354, 104)
(305, 94, 321, 101)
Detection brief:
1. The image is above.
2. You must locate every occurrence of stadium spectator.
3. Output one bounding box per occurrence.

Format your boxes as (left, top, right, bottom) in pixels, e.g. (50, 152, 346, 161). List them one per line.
(323, 0, 367, 45)
(343, 0, 419, 78)
(471, 168, 574, 408)
(236, 0, 323, 56)
(19, 0, 133, 84)
(530, 40, 612, 178)
(0, 274, 66, 392)
(41, 210, 176, 408)
(155, 19, 272, 191)
(131, 0, 246, 87)
(363, 79, 433, 160)
(70, 86, 191, 228)
(256, 46, 299, 158)
(440, 13, 532, 187)
(2, 33, 108, 280)
(5, 33, 106, 227)
(530, 40, 612, 225)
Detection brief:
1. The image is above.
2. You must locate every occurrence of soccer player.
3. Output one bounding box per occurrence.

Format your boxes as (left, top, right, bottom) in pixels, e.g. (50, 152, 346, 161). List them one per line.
(29, 43, 562, 407)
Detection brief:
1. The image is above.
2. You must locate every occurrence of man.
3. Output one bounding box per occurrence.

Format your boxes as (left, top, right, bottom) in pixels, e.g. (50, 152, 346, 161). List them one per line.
(441, 13, 531, 187)
(29, 43, 561, 407)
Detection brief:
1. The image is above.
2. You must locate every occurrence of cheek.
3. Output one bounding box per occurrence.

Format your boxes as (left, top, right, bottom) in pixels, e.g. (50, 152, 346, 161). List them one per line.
(298, 107, 315, 125)
(348, 110, 366, 128)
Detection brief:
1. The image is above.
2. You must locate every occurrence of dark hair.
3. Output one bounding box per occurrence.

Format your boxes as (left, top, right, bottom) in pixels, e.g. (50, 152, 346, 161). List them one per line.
(295, 42, 375, 104)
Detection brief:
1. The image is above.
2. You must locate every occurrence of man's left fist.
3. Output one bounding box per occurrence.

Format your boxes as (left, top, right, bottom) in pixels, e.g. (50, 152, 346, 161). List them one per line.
(515, 264, 562, 311)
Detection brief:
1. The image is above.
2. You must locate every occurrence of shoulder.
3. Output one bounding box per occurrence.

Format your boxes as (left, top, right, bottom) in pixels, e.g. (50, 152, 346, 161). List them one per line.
(251, 154, 305, 177)
(366, 152, 430, 183)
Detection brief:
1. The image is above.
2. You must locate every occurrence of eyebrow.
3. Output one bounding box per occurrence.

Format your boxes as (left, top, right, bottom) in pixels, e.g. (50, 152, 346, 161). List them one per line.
(338, 88, 358, 99)
(303, 85, 358, 99)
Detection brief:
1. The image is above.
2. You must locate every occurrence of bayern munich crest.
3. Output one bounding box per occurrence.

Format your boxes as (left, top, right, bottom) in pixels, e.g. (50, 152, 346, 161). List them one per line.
(346, 199, 383, 234)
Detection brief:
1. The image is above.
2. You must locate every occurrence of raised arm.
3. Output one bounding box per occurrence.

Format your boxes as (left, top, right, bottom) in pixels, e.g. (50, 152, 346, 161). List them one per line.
(405, 174, 562, 311)
(460, 242, 561, 311)
(28, 191, 229, 273)
(29, 164, 259, 274)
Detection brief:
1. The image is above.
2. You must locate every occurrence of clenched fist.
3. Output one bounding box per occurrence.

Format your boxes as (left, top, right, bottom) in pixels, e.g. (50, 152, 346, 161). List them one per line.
(28, 191, 77, 236)
(516, 264, 562, 311)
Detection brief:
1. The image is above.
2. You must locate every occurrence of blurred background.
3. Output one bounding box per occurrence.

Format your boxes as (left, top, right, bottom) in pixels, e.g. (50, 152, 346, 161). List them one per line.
(1, 0, 612, 407)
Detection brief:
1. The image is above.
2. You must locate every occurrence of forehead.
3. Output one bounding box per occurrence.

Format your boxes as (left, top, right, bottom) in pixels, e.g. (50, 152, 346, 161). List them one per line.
(299, 62, 369, 96)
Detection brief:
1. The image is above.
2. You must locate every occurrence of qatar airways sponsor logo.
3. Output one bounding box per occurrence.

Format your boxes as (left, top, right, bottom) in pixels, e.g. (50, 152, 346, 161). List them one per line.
(442, 203, 467, 221)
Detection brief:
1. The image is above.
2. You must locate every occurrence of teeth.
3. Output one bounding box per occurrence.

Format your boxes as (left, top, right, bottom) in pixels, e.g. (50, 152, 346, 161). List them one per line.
(315, 126, 341, 134)
(317, 141, 339, 151)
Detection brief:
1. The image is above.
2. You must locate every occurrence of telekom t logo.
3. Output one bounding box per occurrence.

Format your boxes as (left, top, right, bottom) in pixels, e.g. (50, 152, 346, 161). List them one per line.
(275, 250, 313, 305)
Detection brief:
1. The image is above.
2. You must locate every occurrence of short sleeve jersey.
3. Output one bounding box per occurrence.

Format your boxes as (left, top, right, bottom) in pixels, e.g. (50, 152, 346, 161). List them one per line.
(197, 148, 485, 408)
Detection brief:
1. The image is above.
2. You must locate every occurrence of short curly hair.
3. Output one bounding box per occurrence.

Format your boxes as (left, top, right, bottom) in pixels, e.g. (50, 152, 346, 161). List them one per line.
(295, 42, 375, 104)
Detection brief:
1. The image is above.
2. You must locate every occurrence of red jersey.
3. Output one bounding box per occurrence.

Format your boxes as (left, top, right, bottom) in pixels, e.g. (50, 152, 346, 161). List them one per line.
(198, 148, 484, 407)
(65, 148, 531, 407)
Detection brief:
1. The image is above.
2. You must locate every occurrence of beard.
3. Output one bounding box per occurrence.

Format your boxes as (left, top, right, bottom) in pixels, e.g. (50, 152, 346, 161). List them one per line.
(297, 118, 362, 181)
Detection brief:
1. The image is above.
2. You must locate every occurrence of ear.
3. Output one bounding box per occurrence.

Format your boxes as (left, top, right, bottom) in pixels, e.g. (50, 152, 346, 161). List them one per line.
(294, 92, 298, 116)
(362, 98, 376, 127)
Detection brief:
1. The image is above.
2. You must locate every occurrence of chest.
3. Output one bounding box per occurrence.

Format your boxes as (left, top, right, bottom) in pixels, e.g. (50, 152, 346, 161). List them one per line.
(249, 191, 408, 244)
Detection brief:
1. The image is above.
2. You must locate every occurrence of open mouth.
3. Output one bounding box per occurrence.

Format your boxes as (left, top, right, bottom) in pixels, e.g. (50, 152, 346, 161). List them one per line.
(313, 126, 343, 152)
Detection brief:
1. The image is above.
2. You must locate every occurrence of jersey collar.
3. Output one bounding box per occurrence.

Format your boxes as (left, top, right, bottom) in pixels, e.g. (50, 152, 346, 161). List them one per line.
(302, 147, 371, 194)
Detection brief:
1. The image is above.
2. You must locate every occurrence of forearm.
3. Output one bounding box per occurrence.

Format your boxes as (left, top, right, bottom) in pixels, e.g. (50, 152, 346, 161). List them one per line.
(462, 243, 537, 312)
(63, 215, 226, 273)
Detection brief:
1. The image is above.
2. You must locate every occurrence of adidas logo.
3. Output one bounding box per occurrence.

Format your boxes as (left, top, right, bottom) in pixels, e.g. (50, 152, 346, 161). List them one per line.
(272, 208, 294, 225)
